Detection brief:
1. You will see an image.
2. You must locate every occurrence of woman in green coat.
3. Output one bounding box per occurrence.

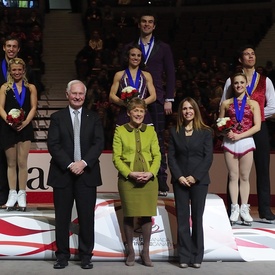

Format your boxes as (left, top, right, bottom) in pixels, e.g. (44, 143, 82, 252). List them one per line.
(112, 97, 161, 267)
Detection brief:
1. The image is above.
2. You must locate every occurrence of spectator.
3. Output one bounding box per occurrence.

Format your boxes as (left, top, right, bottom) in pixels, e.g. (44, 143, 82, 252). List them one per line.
(88, 30, 103, 58)
(25, 9, 42, 31)
(28, 24, 43, 54)
(114, 10, 134, 29)
(84, 0, 102, 37)
(75, 45, 94, 80)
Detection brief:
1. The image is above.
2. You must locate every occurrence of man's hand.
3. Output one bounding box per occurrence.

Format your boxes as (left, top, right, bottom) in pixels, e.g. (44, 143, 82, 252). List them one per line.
(69, 160, 85, 175)
(164, 101, 172, 115)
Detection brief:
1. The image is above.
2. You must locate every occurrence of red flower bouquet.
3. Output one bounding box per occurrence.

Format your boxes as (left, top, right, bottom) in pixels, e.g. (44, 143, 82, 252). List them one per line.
(216, 117, 234, 132)
(120, 86, 138, 103)
(6, 108, 25, 127)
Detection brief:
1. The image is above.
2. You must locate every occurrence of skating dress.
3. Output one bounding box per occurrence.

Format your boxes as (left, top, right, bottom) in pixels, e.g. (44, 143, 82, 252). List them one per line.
(222, 101, 255, 157)
(113, 124, 161, 217)
(0, 86, 34, 149)
(115, 70, 153, 125)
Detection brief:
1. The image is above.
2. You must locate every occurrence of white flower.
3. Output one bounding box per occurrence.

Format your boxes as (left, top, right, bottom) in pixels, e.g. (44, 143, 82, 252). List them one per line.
(216, 117, 230, 127)
(8, 108, 22, 118)
(121, 86, 136, 93)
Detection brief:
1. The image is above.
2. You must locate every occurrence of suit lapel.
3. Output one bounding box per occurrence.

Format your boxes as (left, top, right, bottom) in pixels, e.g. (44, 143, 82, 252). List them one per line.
(148, 40, 160, 60)
(136, 38, 160, 62)
(64, 107, 74, 138)
(80, 108, 90, 136)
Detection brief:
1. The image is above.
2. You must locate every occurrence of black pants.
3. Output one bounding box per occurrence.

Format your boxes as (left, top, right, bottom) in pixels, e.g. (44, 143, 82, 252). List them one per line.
(53, 183, 97, 261)
(174, 182, 208, 264)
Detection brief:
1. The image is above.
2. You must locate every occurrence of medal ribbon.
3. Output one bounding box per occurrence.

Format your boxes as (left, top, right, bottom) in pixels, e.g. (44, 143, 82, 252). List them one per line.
(13, 81, 26, 108)
(125, 68, 141, 89)
(234, 95, 247, 124)
(246, 70, 257, 96)
(1, 60, 7, 80)
(139, 36, 154, 64)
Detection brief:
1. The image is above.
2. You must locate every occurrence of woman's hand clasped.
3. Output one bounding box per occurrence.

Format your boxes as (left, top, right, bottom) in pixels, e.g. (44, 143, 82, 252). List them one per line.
(227, 130, 241, 141)
(15, 120, 27, 131)
(178, 175, 196, 187)
(129, 171, 153, 184)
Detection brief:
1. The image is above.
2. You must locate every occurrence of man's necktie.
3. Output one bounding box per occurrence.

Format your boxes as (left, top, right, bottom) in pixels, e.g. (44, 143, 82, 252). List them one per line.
(73, 110, 81, 161)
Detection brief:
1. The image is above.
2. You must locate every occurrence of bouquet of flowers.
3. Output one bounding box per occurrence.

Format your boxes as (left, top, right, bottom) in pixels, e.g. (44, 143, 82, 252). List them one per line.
(216, 117, 234, 132)
(120, 86, 138, 103)
(6, 108, 25, 127)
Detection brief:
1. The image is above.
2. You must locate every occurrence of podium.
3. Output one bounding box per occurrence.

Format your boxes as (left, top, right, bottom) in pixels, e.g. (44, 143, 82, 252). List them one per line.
(0, 193, 241, 261)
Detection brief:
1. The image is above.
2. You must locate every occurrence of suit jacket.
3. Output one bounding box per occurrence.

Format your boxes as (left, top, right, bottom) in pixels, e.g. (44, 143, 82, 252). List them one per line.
(168, 127, 213, 186)
(0, 59, 7, 86)
(112, 124, 161, 179)
(47, 106, 104, 188)
(127, 39, 175, 104)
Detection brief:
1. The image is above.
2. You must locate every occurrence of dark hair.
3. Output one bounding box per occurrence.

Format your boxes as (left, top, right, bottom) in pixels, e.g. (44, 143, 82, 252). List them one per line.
(138, 11, 157, 25)
(122, 44, 146, 70)
(3, 35, 21, 48)
(237, 44, 255, 60)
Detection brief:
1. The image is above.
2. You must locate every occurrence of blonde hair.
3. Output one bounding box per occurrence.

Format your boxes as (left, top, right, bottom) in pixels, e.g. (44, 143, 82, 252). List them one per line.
(6, 58, 29, 90)
(176, 97, 211, 133)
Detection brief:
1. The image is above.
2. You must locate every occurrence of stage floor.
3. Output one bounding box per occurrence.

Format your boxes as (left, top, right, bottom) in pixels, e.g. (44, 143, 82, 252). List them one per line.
(0, 194, 274, 263)
(231, 207, 275, 262)
(0, 210, 275, 275)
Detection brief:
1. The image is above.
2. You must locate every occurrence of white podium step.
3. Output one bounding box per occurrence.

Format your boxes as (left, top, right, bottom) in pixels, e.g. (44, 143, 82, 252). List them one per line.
(0, 193, 240, 260)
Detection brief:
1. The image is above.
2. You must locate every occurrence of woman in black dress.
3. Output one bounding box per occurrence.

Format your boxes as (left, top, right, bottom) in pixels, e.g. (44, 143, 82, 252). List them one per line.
(0, 58, 37, 211)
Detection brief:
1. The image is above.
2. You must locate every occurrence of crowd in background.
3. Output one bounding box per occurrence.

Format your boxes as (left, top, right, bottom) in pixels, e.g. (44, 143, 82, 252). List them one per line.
(1, 3, 275, 151)
(74, 1, 275, 150)
(0, 6, 45, 98)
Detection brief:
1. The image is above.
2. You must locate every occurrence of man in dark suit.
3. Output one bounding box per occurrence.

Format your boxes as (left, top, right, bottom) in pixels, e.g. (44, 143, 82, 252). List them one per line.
(127, 12, 175, 196)
(47, 80, 104, 269)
